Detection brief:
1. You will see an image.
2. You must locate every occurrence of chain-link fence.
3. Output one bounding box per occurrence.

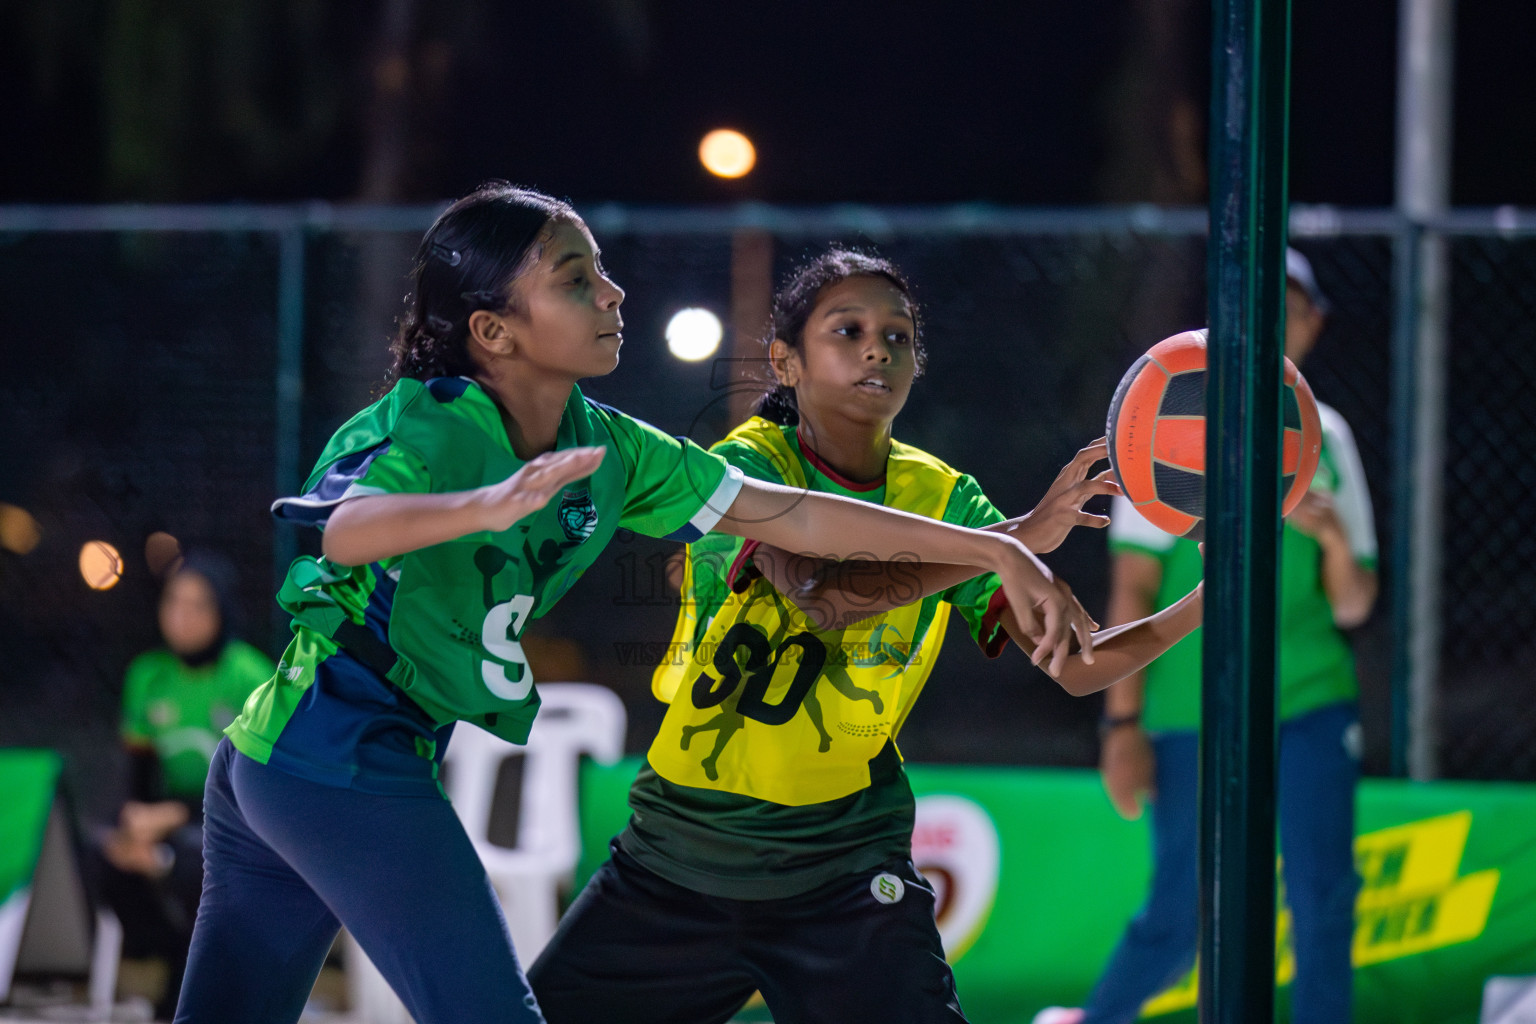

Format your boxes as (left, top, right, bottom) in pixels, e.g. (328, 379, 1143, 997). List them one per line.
(1, 204, 1531, 819)
(1437, 233, 1536, 777)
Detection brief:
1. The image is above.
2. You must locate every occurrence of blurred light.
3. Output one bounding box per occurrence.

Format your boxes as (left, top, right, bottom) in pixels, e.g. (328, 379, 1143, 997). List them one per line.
(0, 504, 41, 555)
(666, 308, 724, 362)
(699, 129, 756, 178)
(145, 531, 183, 576)
(80, 540, 124, 591)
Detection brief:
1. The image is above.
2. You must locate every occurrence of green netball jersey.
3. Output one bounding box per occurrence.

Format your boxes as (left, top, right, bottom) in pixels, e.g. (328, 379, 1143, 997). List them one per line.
(622, 421, 1009, 899)
(121, 641, 275, 800)
(1111, 402, 1378, 732)
(227, 377, 741, 790)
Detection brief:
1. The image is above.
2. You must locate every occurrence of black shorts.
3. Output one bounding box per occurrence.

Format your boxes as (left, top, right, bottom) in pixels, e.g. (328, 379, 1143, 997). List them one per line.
(529, 840, 968, 1024)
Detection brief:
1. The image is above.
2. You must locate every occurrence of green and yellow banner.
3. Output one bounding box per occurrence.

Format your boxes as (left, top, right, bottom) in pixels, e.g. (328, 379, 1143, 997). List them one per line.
(575, 762, 1536, 1023)
(0, 749, 60, 904)
(0, 748, 62, 999)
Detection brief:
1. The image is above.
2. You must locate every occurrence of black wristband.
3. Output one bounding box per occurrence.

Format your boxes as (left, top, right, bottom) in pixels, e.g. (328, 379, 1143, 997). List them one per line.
(1098, 712, 1142, 737)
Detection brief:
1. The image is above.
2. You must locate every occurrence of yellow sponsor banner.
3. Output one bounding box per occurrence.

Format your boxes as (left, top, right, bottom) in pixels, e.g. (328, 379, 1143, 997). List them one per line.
(1142, 811, 1501, 1016)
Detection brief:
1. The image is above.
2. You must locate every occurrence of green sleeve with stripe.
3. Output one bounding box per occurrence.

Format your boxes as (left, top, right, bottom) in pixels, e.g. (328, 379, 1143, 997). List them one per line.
(347, 444, 432, 499)
(598, 408, 737, 540)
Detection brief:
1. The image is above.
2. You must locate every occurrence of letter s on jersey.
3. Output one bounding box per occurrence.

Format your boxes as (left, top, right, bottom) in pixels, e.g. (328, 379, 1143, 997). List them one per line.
(481, 594, 535, 701)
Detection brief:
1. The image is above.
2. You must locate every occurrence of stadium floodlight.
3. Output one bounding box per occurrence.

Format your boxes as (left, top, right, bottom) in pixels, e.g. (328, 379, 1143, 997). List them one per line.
(698, 129, 756, 179)
(666, 308, 723, 362)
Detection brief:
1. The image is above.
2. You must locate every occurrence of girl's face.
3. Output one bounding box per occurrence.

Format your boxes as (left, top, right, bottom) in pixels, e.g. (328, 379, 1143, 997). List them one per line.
(1284, 282, 1324, 366)
(777, 275, 918, 428)
(504, 219, 626, 379)
(160, 571, 220, 658)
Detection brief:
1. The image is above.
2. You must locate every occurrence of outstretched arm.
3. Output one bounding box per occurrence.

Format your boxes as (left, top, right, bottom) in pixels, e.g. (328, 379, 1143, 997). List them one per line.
(743, 439, 1120, 629)
(717, 477, 1098, 675)
(1004, 579, 1200, 693)
(320, 447, 608, 566)
(746, 529, 1196, 688)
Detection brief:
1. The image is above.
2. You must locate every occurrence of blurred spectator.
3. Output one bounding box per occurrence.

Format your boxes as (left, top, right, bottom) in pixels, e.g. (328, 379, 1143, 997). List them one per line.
(98, 553, 274, 1020)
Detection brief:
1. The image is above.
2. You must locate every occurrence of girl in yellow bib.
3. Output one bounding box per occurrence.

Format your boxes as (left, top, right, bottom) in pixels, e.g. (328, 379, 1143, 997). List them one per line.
(529, 250, 1204, 1024)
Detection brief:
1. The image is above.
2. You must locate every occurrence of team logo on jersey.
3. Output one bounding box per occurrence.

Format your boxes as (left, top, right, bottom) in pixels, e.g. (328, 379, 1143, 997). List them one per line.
(557, 489, 599, 542)
(846, 621, 917, 677)
(871, 872, 906, 905)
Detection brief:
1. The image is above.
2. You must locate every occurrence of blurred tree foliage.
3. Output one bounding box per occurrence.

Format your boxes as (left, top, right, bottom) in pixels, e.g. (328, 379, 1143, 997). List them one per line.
(3, 0, 527, 200)
(1097, 0, 1207, 205)
(98, 1, 344, 199)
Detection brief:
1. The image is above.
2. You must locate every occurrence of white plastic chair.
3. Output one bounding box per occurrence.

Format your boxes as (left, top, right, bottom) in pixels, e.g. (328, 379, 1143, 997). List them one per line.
(347, 682, 627, 1021)
(444, 681, 626, 959)
(1, 797, 122, 1018)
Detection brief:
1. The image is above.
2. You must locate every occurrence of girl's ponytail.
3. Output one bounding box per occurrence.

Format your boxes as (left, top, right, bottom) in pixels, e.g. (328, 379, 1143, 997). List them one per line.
(754, 384, 800, 425)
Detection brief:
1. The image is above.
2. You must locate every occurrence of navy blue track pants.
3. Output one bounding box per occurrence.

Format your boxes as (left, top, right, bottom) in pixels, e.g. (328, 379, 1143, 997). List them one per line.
(174, 739, 543, 1024)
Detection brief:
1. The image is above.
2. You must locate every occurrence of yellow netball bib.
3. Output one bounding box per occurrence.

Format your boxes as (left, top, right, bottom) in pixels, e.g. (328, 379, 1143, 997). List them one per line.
(649, 418, 962, 806)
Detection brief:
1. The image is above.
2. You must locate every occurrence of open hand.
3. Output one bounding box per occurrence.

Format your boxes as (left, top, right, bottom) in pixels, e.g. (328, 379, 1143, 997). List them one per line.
(102, 831, 169, 877)
(476, 447, 606, 533)
(1284, 490, 1341, 543)
(120, 800, 189, 843)
(1016, 439, 1121, 553)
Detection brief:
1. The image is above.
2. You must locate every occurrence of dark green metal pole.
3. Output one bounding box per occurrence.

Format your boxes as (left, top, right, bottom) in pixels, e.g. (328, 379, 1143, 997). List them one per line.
(1201, 0, 1290, 1019)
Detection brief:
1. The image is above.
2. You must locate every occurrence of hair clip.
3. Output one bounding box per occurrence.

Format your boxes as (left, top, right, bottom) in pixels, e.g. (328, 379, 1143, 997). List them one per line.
(461, 289, 502, 308)
(429, 242, 462, 267)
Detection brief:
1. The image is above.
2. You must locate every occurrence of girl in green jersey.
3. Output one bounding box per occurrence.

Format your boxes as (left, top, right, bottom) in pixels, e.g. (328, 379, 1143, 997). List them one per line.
(528, 249, 1206, 1024)
(176, 190, 1098, 1024)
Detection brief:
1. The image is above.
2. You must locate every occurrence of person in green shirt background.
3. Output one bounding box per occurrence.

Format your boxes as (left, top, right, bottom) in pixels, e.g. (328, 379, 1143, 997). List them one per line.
(1036, 248, 1379, 1024)
(99, 552, 274, 1021)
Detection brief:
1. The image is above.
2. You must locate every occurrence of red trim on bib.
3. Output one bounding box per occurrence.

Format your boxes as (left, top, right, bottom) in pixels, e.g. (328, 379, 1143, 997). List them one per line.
(796, 431, 885, 493)
(978, 588, 1012, 658)
(726, 540, 763, 593)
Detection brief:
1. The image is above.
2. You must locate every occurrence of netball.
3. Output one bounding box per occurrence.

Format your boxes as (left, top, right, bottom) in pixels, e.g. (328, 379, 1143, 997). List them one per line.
(1106, 329, 1323, 539)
